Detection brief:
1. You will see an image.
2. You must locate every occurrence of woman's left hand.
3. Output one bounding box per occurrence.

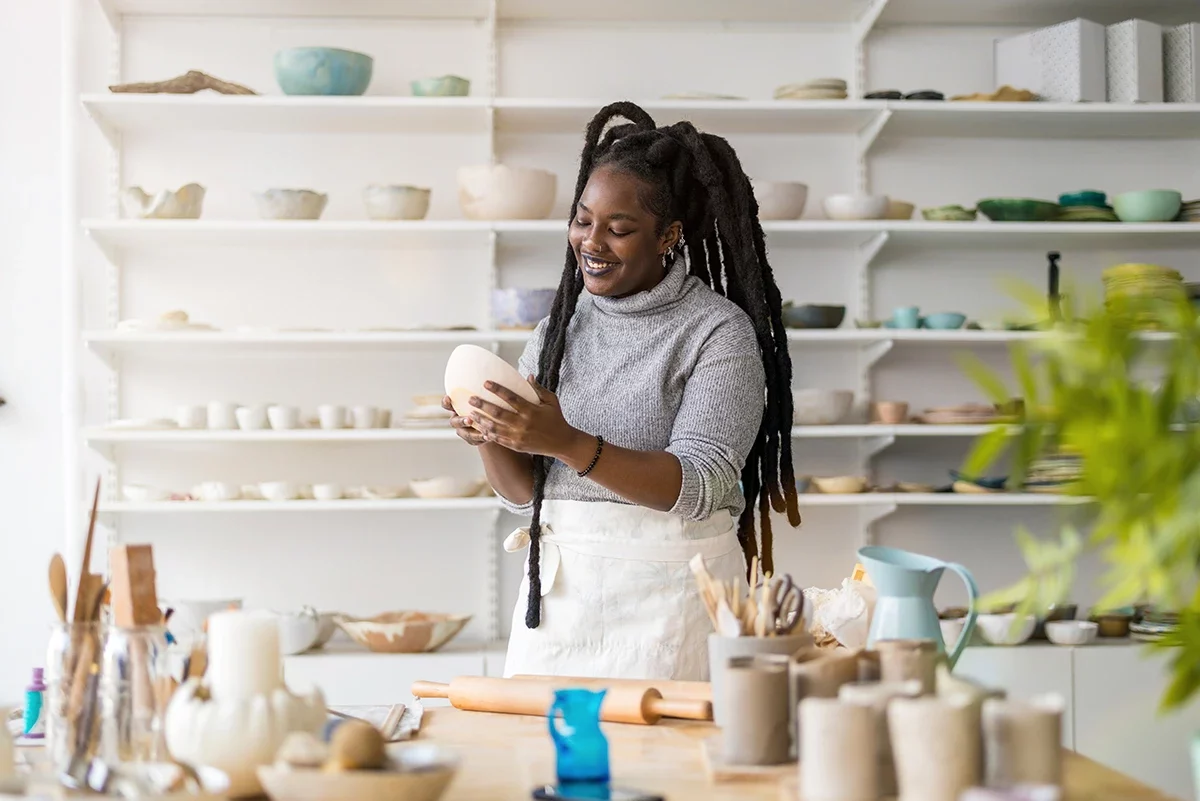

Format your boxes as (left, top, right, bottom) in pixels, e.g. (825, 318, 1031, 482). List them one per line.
(468, 376, 579, 458)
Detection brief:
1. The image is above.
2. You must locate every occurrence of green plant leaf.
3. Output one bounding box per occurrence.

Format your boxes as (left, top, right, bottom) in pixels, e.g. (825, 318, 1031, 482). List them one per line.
(960, 426, 1012, 481)
(955, 352, 1012, 406)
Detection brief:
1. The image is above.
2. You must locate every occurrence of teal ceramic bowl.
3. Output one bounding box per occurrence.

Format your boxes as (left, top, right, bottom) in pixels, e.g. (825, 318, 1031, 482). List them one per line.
(1112, 189, 1183, 223)
(1058, 190, 1107, 208)
(274, 47, 373, 96)
(977, 198, 1061, 222)
(922, 312, 967, 330)
(411, 75, 470, 97)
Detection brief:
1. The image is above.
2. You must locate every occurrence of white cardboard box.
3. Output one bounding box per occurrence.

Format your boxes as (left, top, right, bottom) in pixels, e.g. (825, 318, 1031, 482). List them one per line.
(1106, 19, 1163, 103)
(1164, 23, 1200, 103)
(995, 18, 1107, 103)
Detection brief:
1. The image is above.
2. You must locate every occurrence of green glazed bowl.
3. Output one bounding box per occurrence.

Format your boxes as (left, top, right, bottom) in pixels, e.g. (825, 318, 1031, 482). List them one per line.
(977, 198, 1061, 222)
(922, 204, 977, 221)
(1112, 189, 1183, 222)
(411, 75, 471, 97)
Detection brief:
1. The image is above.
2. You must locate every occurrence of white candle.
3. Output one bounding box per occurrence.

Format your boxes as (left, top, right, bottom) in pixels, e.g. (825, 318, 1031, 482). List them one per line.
(206, 610, 282, 702)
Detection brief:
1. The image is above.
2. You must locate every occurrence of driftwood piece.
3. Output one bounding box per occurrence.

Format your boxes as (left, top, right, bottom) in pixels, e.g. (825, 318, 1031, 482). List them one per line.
(109, 70, 258, 95)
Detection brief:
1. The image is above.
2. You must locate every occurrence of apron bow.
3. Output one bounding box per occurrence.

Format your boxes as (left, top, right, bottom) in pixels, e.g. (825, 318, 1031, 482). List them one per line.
(504, 525, 560, 597)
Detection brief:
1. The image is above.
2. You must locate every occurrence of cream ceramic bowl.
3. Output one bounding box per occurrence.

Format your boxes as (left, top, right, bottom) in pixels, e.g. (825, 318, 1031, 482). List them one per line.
(260, 481, 301, 502)
(823, 193, 889, 221)
(123, 484, 171, 503)
(457, 165, 556, 220)
(363, 184, 431, 220)
(812, 475, 868, 494)
(334, 611, 472, 653)
(444, 344, 540, 420)
(752, 180, 809, 220)
(1045, 620, 1098, 646)
(976, 613, 1037, 646)
(255, 189, 328, 220)
(885, 199, 916, 220)
(793, 389, 854, 425)
(939, 617, 966, 650)
(409, 476, 487, 499)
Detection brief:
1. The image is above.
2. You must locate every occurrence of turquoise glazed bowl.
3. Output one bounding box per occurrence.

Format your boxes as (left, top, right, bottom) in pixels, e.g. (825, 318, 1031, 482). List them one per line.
(922, 312, 967, 330)
(977, 198, 1061, 222)
(274, 47, 373, 96)
(411, 75, 470, 96)
(1112, 189, 1183, 223)
(1058, 190, 1107, 207)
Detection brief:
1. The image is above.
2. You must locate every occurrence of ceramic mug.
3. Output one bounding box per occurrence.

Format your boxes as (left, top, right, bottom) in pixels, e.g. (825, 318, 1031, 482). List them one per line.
(721, 655, 791, 766)
(312, 483, 343, 501)
(267, 405, 300, 430)
(352, 405, 377, 429)
(176, 405, 207, 429)
(891, 306, 921, 329)
(708, 633, 812, 726)
(207, 401, 239, 430)
(318, 405, 346, 430)
(235, 404, 269, 431)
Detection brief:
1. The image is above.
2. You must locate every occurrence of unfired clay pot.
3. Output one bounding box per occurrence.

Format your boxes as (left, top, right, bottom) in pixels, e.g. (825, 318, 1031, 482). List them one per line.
(708, 633, 811, 726)
(981, 695, 1064, 787)
(721, 655, 791, 766)
(874, 638, 938, 695)
(889, 695, 981, 801)
(799, 697, 877, 801)
(839, 680, 923, 797)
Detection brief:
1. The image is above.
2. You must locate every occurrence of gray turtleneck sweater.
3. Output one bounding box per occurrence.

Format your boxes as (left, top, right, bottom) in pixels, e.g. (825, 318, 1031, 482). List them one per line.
(499, 260, 766, 521)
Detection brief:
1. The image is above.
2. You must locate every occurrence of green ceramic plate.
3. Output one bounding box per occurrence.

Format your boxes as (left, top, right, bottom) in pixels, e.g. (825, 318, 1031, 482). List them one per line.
(977, 198, 1061, 222)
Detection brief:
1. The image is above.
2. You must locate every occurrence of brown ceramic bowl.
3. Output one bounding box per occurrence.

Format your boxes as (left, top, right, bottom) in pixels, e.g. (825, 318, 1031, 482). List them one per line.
(1089, 612, 1132, 638)
(870, 401, 910, 424)
(335, 611, 471, 653)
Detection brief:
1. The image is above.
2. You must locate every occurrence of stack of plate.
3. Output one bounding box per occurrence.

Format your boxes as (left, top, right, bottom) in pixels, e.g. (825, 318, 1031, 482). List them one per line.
(1103, 262, 1185, 329)
(1179, 199, 1200, 222)
(774, 78, 847, 100)
(1130, 609, 1179, 642)
(916, 403, 1007, 425)
(1056, 190, 1117, 222)
(399, 394, 453, 429)
(1023, 451, 1082, 493)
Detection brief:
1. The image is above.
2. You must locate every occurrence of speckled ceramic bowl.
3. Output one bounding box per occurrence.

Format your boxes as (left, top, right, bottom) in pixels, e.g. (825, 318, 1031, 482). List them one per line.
(334, 611, 471, 653)
(411, 75, 470, 96)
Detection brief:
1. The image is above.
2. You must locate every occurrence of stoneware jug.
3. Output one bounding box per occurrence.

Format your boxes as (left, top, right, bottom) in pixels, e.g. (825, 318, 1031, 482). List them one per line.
(858, 545, 979, 668)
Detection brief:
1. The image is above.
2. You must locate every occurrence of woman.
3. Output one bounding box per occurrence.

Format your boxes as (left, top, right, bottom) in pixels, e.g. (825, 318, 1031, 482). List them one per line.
(444, 102, 801, 680)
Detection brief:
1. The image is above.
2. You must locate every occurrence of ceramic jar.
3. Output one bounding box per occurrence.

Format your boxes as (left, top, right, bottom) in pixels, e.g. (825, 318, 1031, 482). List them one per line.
(839, 680, 923, 797)
(721, 655, 791, 766)
(982, 695, 1064, 787)
(874, 638, 938, 695)
(799, 697, 877, 801)
(707, 633, 811, 726)
(889, 695, 981, 801)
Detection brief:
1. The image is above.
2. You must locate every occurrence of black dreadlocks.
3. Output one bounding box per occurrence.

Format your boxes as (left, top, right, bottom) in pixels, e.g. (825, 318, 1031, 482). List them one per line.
(523, 101, 801, 629)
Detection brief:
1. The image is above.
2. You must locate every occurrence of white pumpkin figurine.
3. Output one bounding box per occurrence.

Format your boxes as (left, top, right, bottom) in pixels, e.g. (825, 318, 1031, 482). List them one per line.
(164, 611, 325, 798)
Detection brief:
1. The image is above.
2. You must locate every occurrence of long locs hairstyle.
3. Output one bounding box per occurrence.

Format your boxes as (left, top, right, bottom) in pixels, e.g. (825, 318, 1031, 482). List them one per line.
(521, 102, 801, 628)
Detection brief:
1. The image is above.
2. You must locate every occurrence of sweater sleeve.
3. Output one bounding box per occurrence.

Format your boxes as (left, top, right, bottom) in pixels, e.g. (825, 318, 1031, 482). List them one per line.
(495, 318, 548, 516)
(666, 313, 765, 521)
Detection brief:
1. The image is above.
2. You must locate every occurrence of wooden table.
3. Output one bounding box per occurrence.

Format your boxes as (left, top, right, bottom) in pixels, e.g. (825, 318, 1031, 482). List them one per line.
(421, 707, 1181, 800)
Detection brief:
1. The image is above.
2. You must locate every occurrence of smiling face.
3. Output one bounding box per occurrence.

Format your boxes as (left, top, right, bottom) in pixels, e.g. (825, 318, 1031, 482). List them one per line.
(567, 164, 682, 298)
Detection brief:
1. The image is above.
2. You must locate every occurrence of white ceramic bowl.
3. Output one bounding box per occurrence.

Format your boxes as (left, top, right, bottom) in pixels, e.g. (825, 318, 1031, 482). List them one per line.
(123, 484, 171, 503)
(312, 483, 343, 501)
(976, 613, 1037, 646)
(260, 481, 301, 502)
(823, 193, 889, 221)
(793, 389, 854, 425)
(255, 189, 328, 221)
(752, 180, 808, 220)
(457, 164, 556, 220)
(363, 184, 432, 220)
(445, 344, 540, 419)
(410, 476, 487, 499)
(192, 481, 241, 502)
(812, 475, 868, 494)
(313, 612, 340, 648)
(939, 617, 966, 650)
(270, 607, 322, 655)
(121, 183, 206, 220)
(1045, 620, 1098, 646)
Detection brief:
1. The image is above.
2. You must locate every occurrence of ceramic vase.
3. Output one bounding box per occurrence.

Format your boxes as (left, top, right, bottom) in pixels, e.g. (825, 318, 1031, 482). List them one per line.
(707, 633, 811, 726)
(982, 695, 1064, 787)
(799, 697, 877, 801)
(721, 655, 791, 766)
(875, 638, 938, 695)
(889, 695, 980, 801)
(839, 680, 923, 797)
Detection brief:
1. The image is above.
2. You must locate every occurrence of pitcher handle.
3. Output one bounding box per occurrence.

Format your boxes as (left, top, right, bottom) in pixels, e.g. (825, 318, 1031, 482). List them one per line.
(945, 562, 979, 669)
(548, 693, 571, 752)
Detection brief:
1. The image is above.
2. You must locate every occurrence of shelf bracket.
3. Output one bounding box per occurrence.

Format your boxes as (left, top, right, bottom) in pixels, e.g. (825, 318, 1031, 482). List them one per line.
(863, 339, 894, 369)
(859, 231, 889, 271)
(853, 0, 890, 46)
(97, 0, 120, 34)
(859, 502, 898, 547)
(484, 508, 502, 643)
(861, 435, 895, 460)
(857, 109, 892, 161)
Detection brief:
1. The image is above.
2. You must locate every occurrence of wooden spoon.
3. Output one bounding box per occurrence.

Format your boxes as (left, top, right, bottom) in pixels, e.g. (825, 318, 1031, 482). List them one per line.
(49, 554, 69, 623)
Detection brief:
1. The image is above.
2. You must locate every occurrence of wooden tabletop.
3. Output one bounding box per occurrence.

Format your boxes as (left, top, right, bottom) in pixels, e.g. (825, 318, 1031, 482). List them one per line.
(420, 707, 1180, 801)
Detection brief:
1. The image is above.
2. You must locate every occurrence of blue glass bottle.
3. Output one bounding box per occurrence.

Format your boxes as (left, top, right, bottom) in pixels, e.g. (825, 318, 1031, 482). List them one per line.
(548, 688, 610, 784)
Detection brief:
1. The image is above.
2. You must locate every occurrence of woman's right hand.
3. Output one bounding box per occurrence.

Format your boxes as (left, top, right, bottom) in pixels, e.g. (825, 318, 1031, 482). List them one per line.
(444, 395, 488, 446)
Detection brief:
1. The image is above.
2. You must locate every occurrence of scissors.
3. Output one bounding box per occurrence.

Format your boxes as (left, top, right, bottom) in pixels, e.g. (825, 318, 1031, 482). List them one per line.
(771, 574, 804, 636)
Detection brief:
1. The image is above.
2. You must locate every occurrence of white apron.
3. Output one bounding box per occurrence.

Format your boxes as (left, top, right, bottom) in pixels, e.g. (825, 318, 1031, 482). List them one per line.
(502, 500, 748, 681)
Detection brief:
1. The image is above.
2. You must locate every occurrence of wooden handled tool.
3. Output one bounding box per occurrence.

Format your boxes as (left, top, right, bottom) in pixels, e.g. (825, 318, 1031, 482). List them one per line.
(511, 675, 711, 705)
(411, 677, 712, 725)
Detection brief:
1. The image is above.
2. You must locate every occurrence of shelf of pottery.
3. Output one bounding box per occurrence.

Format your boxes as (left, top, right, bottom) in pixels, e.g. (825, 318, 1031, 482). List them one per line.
(68, 0, 1200, 656)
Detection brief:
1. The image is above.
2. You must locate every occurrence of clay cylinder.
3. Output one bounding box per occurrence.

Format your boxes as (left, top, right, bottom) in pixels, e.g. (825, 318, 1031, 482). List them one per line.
(839, 680, 923, 797)
(799, 697, 877, 801)
(720, 655, 791, 766)
(874, 638, 938, 695)
(889, 695, 980, 801)
(708, 633, 811, 726)
(982, 695, 1064, 787)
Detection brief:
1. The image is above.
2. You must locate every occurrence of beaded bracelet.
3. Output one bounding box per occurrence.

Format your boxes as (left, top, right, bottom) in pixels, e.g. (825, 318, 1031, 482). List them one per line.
(577, 435, 604, 478)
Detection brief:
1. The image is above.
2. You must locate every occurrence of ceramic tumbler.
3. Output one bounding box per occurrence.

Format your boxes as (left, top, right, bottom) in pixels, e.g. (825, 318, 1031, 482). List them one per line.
(889, 695, 981, 801)
(318, 405, 346, 430)
(892, 306, 921, 329)
(839, 680, 923, 797)
(982, 695, 1064, 787)
(376, 409, 392, 429)
(874, 638, 938, 695)
(799, 697, 877, 801)
(707, 633, 811, 726)
(235, 404, 268, 431)
(267, 405, 300, 430)
(352, 405, 377, 429)
(207, 401, 239, 430)
(176, 405, 207, 429)
(721, 655, 791, 766)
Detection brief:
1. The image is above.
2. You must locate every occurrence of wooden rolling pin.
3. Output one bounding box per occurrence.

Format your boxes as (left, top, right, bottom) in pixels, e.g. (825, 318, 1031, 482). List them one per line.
(411, 677, 712, 725)
(512, 674, 711, 705)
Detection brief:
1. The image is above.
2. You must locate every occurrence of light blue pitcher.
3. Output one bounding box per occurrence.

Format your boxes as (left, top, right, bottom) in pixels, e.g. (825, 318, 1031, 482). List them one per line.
(858, 545, 979, 668)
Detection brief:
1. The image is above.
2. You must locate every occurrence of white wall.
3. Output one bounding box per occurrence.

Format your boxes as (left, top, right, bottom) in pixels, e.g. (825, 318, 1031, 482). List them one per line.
(0, 0, 65, 703)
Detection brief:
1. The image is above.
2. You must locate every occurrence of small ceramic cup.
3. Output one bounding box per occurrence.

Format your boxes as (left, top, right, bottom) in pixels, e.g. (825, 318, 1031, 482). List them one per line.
(235, 404, 269, 431)
(318, 405, 346, 430)
(192, 481, 240, 502)
(207, 401, 239, 430)
(891, 306, 921, 329)
(176, 405, 207, 429)
(721, 655, 791, 766)
(260, 481, 299, 502)
(352, 405, 377, 429)
(708, 632, 812, 726)
(982, 695, 1064, 787)
(267, 405, 300, 430)
(870, 401, 909, 424)
(799, 698, 878, 801)
(312, 483, 343, 501)
(376, 409, 392, 429)
(874, 638, 938, 696)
